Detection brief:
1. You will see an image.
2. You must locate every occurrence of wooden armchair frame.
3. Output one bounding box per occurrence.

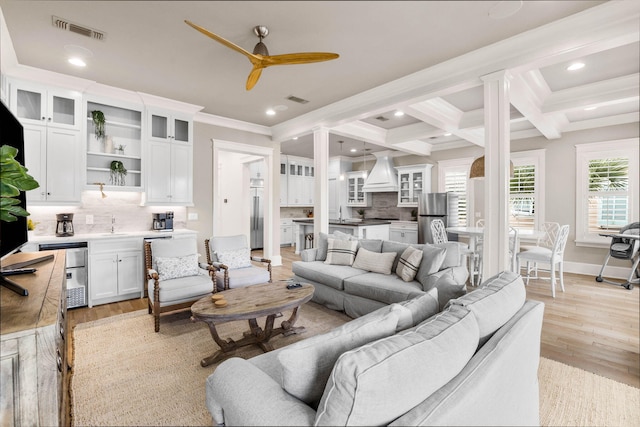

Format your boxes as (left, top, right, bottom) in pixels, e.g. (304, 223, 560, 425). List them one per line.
(144, 241, 216, 332)
(204, 238, 272, 291)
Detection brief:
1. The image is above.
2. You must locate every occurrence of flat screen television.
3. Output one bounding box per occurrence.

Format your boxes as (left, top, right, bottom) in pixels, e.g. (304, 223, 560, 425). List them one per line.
(0, 99, 43, 295)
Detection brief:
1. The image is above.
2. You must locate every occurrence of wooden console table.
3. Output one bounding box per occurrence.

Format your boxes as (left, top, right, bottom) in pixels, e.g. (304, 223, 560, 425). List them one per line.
(1, 250, 69, 426)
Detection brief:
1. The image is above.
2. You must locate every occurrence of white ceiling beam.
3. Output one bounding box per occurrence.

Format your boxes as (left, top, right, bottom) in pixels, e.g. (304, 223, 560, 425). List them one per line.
(330, 121, 387, 146)
(389, 140, 432, 156)
(542, 73, 640, 114)
(386, 122, 442, 145)
(564, 112, 640, 133)
(509, 70, 567, 139)
(407, 99, 484, 146)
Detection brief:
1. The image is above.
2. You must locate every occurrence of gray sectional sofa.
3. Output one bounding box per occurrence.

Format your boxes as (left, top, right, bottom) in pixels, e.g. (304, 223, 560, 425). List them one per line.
(292, 232, 469, 317)
(205, 271, 545, 426)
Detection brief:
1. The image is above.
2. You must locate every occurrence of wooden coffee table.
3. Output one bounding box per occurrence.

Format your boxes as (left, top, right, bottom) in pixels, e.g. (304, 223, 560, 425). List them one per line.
(190, 282, 314, 367)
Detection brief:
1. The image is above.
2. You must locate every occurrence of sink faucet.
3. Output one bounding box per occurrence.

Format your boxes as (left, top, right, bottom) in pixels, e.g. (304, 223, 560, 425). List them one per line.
(111, 215, 115, 233)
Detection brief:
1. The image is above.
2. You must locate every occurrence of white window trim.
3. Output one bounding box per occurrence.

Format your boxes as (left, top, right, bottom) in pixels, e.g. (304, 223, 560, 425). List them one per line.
(575, 138, 639, 247)
(438, 157, 474, 226)
(510, 149, 546, 230)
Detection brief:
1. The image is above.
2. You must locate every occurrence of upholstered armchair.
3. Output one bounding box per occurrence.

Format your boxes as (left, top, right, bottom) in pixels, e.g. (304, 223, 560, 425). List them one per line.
(144, 236, 216, 332)
(205, 235, 272, 291)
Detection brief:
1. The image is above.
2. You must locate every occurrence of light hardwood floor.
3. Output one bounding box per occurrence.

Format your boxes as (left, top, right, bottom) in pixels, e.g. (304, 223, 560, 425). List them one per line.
(68, 245, 639, 388)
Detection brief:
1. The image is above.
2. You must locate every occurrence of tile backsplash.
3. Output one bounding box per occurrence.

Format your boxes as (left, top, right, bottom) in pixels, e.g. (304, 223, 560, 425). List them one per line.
(27, 191, 186, 236)
(362, 192, 416, 220)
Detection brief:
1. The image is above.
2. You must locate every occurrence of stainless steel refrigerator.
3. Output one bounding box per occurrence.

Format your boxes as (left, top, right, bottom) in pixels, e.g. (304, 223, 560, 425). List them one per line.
(250, 179, 264, 249)
(417, 192, 460, 244)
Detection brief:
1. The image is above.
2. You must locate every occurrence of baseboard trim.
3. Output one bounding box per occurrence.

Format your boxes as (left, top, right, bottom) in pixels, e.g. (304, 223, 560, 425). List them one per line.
(563, 261, 634, 280)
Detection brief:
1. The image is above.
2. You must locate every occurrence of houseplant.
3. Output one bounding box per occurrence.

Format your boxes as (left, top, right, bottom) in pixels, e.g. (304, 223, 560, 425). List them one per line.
(109, 160, 127, 186)
(91, 110, 106, 140)
(357, 208, 365, 219)
(0, 145, 39, 222)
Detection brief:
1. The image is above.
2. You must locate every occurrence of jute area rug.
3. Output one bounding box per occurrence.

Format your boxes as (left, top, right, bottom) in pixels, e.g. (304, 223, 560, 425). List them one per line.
(71, 303, 639, 427)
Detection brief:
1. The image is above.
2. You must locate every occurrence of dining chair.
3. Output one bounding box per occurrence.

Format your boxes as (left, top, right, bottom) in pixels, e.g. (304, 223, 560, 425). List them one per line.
(519, 222, 560, 278)
(517, 224, 570, 298)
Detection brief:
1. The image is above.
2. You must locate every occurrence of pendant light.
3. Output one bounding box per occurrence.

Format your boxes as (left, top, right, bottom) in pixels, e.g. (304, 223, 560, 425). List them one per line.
(469, 155, 515, 179)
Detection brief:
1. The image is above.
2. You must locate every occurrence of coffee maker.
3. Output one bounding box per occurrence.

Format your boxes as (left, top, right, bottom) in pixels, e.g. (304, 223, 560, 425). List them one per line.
(56, 213, 75, 237)
(152, 212, 174, 232)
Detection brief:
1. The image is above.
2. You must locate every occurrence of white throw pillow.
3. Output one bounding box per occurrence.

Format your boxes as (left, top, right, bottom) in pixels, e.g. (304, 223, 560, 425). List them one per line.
(155, 254, 199, 281)
(396, 246, 424, 281)
(324, 238, 358, 266)
(352, 248, 396, 274)
(215, 248, 251, 269)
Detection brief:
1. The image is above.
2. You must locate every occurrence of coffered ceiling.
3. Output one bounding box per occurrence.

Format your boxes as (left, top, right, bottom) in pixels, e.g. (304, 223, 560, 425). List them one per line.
(1, 1, 638, 158)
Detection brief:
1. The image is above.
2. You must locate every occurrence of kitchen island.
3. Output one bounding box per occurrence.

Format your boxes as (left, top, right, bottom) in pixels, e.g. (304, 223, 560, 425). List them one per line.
(292, 219, 391, 254)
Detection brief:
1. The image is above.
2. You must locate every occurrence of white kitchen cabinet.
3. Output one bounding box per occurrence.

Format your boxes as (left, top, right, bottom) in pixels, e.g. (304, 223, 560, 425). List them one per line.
(396, 164, 433, 207)
(346, 171, 370, 207)
(389, 222, 418, 244)
(88, 238, 143, 307)
(85, 99, 143, 191)
(145, 135, 193, 205)
(280, 219, 294, 246)
(280, 156, 288, 206)
(148, 108, 192, 144)
(22, 123, 81, 204)
(286, 156, 314, 206)
(9, 79, 81, 130)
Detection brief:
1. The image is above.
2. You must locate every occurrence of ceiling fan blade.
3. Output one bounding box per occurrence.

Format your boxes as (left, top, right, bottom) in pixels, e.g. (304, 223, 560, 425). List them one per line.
(262, 52, 339, 66)
(246, 66, 264, 91)
(185, 20, 257, 60)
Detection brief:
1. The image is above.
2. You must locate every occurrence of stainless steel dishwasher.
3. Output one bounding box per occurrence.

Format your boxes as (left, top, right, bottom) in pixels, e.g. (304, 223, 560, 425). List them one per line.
(39, 241, 88, 308)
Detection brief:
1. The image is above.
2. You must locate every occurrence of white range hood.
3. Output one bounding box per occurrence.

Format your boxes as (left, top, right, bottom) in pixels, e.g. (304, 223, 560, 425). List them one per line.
(361, 151, 399, 192)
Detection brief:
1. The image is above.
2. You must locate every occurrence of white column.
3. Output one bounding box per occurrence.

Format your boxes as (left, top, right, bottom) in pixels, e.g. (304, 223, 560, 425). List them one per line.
(481, 70, 512, 280)
(313, 127, 330, 241)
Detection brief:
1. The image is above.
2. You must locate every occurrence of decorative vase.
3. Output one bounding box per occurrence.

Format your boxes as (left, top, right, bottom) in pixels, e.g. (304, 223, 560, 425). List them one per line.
(104, 136, 114, 154)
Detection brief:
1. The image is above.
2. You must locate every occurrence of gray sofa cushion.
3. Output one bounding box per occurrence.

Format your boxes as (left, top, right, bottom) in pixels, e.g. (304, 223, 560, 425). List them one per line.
(433, 242, 465, 269)
(357, 239, 383, 253)
(426, 268, 467, 308)
(292, 260, 364, 291)
(397, 287, 440, 328)
(344, 272, 424, 305)
(415, 245, 447, 284)
(446, 270, 525, 345)
(277, 303, 407, 406)
(315, 305, 480, 426)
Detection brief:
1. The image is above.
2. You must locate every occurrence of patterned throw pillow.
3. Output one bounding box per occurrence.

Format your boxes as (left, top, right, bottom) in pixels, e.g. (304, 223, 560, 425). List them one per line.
(215, 248, 252, 269)
(352, 248, 396, 274)
(155, 254, 199, 281)
(396, 246, 424, 282)
(324, 238, 358, 266)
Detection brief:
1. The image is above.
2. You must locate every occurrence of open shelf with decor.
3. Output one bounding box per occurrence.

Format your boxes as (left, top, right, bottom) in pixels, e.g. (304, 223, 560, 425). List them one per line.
(86, 100, 142, 191)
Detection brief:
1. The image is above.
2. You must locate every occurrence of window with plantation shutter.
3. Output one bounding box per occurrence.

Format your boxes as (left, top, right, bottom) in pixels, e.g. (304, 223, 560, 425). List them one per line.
(438, 158, 473, 226)
(575, 139, 639, 246)
(509, 164, 536, 230)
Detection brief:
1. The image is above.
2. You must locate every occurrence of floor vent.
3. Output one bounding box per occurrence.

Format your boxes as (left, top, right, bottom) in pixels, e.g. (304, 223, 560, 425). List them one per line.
(286, 95, 309, 104)
(52, 16, 106, 41)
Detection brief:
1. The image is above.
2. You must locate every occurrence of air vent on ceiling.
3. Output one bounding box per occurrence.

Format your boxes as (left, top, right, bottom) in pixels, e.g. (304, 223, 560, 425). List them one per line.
(286, 95, 309, 104)
(375, 116, 389, 122)
(52, 16, 106, 41)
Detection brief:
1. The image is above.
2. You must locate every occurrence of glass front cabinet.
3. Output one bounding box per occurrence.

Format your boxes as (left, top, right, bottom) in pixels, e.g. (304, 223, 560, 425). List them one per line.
(395, 164, 433, 207)
(346, 171, 370, 207)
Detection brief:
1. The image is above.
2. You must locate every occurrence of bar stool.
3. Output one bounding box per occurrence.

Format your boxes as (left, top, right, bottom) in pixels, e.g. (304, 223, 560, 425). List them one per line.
(305, 233, 314, 249)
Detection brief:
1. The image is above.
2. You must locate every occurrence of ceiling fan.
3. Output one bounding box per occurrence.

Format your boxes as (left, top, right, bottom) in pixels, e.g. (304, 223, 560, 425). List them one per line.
(185, 20, 339, 90)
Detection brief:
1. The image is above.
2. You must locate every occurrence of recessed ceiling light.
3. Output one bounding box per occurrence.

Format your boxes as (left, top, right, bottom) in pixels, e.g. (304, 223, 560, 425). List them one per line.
(266, 109, 276, 116)
(350, 148, 357, 153)
(394, 111, 404, 117)
(68, 57, 86, 67)
(567, 62, 585, 71)
(444, 132, 452, 136)
(292, 137, 298, 140)
(584, 106, 597, 111)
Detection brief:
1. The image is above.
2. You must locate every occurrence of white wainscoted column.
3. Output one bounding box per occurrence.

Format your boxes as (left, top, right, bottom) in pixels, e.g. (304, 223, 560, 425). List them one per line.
(313, 127, 330, 241)
(481, 70, 512, 280)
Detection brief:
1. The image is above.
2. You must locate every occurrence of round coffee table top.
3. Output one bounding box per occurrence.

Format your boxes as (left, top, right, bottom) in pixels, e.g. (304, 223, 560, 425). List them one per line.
(191, 282, 314, 323)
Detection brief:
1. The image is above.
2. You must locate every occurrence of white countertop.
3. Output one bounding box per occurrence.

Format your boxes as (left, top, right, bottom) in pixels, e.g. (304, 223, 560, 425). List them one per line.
(27, 229, 197, 245)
